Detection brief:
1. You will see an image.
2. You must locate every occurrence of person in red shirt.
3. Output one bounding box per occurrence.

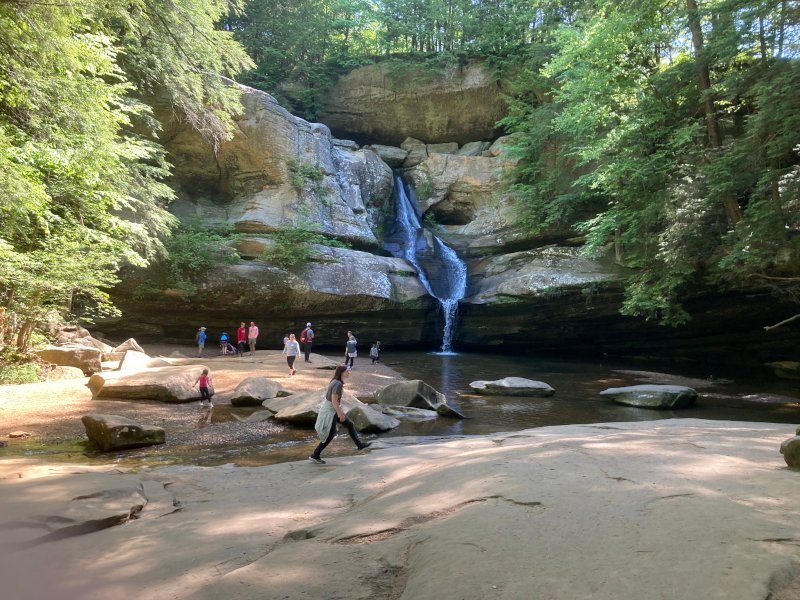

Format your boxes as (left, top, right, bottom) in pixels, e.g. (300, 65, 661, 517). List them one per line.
(237, 322, 247, 357)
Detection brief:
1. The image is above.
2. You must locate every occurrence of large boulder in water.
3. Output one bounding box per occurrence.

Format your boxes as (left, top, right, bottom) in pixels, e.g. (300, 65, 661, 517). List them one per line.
(87, 366, 211, 403)
(263, 388, 398, 431)
(469, 377, 555, 397)
(117, 350, 170, 371)
(81, 414, 165, 451)
(374, 380, 464, 418)
(599, 385, 698, 409)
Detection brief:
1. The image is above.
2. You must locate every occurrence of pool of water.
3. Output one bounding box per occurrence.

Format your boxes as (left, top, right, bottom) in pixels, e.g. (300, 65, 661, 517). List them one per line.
(377, 351, 800, 438)
(12, 351, 799, 468)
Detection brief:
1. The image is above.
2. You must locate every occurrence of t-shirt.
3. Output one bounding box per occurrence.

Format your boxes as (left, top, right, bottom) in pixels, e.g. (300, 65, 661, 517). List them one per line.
(197, 331, 207, 345)
(325, 379, 344, 402)
(346, 339, 357, 354)
(284, 340, 301, 356)
(248, 325, 259, 339)
(220, 333, 228, 343)
(199, 374, 209, 388)
(237, 327, 247, 343)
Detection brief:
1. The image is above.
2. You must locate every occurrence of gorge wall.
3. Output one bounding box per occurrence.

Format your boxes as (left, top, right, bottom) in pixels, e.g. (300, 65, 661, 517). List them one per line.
(106, 64, 798, 369)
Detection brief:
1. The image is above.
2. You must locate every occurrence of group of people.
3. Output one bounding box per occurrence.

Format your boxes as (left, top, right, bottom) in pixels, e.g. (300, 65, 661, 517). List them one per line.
(195, 322, 259, 358)
(193, 321, 383, 464)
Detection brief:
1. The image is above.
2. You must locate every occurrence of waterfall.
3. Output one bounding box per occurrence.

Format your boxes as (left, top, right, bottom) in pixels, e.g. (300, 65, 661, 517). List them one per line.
(385, 174, 467, 354)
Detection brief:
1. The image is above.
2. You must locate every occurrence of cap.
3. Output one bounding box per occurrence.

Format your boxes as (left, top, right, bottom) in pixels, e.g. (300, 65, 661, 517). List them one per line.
(200, 327, 206, 330)
(306, 322, 311, 326)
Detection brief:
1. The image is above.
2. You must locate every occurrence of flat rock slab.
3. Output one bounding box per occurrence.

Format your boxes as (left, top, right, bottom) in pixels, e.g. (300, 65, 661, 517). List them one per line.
(2, 420, 799, 600)
(600, 384, 698, 409)
(87, 365, 211, 403)
(81, 414, 165, 451)
(469, 377, 555, 397)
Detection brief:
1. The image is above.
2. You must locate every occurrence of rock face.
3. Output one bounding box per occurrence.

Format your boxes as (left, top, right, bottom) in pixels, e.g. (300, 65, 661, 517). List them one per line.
(81, 414, 165, 451)
(318, 60, 506, 145)
(469, 377, 555, 397)
(599, 385, 698, 409)
(87, 366, 211, 403)
(161, 85, 392, 250)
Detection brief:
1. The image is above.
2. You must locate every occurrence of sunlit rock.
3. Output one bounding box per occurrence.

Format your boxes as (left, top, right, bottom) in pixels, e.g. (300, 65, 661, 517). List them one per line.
(469, 377, 555, 397)
(82, 414, 165, 451)
(600, 385, 698, 409)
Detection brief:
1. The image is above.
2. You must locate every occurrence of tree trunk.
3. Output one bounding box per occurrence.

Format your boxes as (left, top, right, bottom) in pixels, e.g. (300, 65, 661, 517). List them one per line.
(686, 0, 743, 226)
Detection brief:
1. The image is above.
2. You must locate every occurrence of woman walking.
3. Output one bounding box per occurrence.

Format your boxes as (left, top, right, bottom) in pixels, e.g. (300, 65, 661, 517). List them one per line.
(310, 365, 371, 464)
(344, 332, 357, 370)
(282, 333, 301, 376)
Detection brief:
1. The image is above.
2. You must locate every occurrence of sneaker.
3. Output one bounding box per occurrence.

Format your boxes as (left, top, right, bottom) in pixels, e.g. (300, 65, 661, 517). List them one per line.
(357, 442, 372, 451)
(308, 456, 325, 464)
(207, 401, 213, 408)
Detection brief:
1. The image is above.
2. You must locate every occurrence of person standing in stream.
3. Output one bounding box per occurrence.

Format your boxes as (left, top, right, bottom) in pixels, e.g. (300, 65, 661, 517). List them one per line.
(309, 365, 371, 464)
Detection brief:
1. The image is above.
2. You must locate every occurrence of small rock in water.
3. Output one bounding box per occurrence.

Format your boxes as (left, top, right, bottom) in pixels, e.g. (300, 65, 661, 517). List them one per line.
(8, 431, 33, 439)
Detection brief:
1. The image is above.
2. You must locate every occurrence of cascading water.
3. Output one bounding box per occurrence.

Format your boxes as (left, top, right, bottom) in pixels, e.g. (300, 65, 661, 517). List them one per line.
(385, 174, 467, 354)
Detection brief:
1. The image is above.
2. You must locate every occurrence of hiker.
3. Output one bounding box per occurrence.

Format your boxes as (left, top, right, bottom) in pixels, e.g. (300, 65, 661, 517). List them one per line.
(282, 333, 301, 376)
(300, 322, 314, 362)
(309, 365, 371, 464)
(193, 368, 213, 408)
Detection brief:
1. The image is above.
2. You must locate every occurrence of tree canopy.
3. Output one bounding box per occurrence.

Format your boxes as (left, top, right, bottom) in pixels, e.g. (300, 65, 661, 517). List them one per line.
(0, 0, 252, 350)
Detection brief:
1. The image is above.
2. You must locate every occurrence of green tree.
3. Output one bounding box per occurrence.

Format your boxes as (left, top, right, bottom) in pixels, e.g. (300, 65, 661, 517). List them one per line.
(0, 0, 253, 352)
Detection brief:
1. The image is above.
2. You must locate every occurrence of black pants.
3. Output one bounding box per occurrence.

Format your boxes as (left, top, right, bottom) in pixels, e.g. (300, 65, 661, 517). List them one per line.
(199, 387, 211, 400)
(345, 354, 355, 368)
(304, 342, 312, 361)
(312, 416, 362, 458)
(287, 356, 296, 369)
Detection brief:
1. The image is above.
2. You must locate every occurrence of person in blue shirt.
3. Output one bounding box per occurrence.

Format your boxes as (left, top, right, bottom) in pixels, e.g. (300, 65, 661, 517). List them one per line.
(196, 327, 207, 357)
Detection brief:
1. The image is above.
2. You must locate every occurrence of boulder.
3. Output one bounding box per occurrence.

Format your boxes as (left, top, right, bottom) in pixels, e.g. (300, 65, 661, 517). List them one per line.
(766, 361, 800, 380)
(599, 385, 698, 409)
(374, 380, 465, 418)
(112, 338, 145, 355)
(780, 436, 800, 468)
(427, 142, 459, 155)
(45, 366, 86, 381)
(87, 366, 211, 403)
(343, 405, 400, 433)
(35, 345, 102, 375)
(230, 377, 288, 407)
(368, 145, 408, 167)
(80, 336, 114, 353)
(117, 350, 170, 371)
(469, 377, 555, 397)
(401, 137, 428, 168)
(81, 414, 165, 451)
(263, 388, 398, 431)
(457, 141, 491, 156)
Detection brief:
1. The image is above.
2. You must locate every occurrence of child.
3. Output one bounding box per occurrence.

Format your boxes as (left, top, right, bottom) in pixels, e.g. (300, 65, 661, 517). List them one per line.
(193, 368, 213, 408)
(370, 343, 379, 364)
(219, 332, 230, 354)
